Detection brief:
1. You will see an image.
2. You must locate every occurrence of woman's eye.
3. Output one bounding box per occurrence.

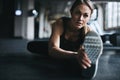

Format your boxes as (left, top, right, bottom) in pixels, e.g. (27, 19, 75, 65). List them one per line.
(84, 14, 88, 18)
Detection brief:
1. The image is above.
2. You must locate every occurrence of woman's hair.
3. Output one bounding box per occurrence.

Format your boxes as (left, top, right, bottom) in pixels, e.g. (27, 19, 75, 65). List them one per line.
(70, 0, 94, 14)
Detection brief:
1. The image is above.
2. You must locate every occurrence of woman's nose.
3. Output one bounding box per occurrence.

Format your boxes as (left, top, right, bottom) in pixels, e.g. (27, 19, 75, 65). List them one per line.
(79, 15, 84, 20)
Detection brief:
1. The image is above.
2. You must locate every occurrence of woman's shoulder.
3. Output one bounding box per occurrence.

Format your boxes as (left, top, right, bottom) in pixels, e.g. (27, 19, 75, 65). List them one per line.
(51, 17, 71, 35)
(56, 16, 70, 23)
(51, 17, 65, 35)
(52, 17, 70, 28)
(61, 16, 71, 20)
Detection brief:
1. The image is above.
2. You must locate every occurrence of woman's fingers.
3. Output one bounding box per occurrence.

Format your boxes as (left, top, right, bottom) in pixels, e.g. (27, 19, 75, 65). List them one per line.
(77, 46, 91, 69)
(78, 55, 91, 69)
(84, 53, 91, 64)
(81, 56, 91, 69)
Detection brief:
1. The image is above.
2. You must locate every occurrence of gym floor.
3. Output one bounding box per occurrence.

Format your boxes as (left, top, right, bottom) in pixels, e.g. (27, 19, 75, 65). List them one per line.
(0, 39, 120, 80)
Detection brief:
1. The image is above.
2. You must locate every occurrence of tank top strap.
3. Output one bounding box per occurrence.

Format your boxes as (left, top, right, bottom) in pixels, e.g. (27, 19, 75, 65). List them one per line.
(61, 17, 70, 36)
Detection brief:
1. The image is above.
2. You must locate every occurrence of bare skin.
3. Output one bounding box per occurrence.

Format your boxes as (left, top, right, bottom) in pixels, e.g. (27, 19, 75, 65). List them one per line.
(49, 4, 92, 69)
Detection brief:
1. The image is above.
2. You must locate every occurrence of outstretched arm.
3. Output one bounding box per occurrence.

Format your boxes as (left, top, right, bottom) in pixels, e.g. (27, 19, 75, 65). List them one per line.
(48, 18, 77, 59)
(49, 18, 91, 69)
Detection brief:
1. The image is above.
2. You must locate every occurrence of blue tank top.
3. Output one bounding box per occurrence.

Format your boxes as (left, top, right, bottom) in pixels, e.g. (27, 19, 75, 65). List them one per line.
(60, 17, 85, 51)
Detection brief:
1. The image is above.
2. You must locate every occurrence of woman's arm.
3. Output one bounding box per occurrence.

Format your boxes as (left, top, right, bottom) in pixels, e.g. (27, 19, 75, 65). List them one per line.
(49, 19, 91, 69)
(48, 18, 78, 59)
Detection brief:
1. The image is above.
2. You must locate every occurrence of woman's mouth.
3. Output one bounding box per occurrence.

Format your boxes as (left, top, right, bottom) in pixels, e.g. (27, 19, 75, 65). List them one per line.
(76, 22, 82, 26)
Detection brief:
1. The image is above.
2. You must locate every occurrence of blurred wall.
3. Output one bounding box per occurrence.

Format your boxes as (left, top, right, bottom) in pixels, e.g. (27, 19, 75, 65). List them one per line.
(0, 0, 15, 38)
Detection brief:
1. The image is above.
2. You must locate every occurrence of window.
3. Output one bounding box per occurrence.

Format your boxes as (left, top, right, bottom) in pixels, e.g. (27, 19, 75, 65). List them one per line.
(105, 2, 120, 29)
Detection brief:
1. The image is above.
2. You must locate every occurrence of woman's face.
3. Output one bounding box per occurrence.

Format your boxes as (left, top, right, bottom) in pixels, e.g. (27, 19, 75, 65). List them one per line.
(71, 4, 91, 30)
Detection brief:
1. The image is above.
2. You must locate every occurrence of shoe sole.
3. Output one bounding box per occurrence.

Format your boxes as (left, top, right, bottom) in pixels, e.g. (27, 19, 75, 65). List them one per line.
(81, 31, 103, 79)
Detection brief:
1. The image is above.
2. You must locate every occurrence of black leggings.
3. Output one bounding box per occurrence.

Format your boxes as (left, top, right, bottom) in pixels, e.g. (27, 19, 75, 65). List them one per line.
(27, 40, 82, 77)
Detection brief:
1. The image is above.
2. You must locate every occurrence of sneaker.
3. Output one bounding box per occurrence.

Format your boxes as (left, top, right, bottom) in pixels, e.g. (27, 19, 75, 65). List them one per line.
(81, 31, 103, 79)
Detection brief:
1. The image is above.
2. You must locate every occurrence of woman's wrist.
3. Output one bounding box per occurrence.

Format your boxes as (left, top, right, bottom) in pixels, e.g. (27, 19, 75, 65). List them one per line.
(74, 52, 78, 55)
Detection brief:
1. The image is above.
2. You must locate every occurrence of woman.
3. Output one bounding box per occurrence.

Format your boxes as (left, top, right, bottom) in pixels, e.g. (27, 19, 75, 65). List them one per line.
(49, 0, 94, 71)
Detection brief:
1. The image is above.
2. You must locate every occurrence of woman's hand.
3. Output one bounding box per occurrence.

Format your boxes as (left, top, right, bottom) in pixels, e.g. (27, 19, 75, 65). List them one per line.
(76, 46, 91, 69)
